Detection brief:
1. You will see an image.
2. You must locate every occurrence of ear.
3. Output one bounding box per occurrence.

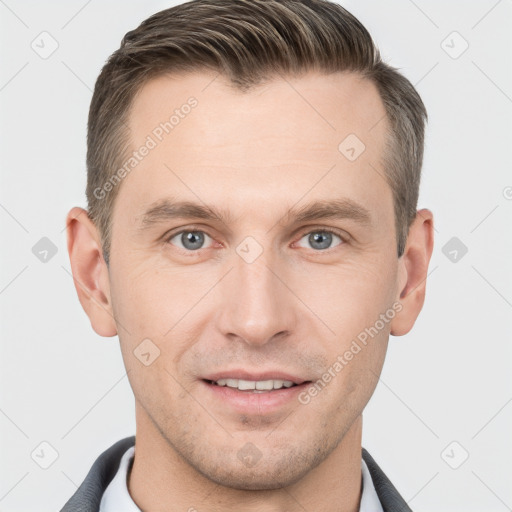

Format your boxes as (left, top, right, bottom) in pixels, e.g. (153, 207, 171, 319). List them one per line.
(65, 207, 117, 337)
(390, 208, 434, 336)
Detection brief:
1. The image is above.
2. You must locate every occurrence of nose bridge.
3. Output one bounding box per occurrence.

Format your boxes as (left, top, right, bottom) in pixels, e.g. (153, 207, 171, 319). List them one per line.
(217, 239, 295, 345)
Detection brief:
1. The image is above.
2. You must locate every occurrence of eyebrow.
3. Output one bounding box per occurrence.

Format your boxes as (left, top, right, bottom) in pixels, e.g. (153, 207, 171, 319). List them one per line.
(137, 197, 372, 232)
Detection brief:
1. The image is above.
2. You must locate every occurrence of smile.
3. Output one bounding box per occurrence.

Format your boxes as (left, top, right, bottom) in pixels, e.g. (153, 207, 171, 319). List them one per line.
(205, 378, 298, 392)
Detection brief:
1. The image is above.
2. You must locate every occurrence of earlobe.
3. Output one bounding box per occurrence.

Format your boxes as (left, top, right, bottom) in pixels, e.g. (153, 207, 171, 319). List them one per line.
(390, 208, 435, 336)
(66, 207, 118, 337)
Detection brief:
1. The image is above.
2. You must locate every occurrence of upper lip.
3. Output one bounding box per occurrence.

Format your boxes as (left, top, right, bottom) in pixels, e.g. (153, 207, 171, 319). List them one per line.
(202, 370, 310, 385)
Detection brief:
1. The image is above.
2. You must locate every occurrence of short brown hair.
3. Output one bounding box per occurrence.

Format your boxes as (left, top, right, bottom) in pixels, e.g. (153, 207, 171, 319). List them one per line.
(86, 0, 427, 265)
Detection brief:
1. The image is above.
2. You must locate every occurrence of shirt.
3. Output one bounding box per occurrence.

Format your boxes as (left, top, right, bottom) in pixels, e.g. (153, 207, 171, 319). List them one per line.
(99, 445, 384, 512)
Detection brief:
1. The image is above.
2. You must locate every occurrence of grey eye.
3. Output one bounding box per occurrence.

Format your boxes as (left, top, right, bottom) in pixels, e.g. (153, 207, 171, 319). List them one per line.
(169, 231, 213, 251)
(296, 231, 343, 251)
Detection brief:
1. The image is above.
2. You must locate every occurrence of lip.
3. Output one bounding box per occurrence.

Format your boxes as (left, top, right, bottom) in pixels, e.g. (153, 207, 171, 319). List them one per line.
(200, 376, 312, 416)
(202, 369, 309, 385)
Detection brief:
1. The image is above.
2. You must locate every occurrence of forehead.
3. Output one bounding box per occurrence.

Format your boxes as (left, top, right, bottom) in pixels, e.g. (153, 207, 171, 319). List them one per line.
(114, 70, 392, 230)
(128, 70, 387, 156)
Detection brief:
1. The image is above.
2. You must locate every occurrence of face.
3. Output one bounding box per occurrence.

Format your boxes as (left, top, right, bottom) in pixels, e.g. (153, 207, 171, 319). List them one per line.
(99, 71, 404, 489)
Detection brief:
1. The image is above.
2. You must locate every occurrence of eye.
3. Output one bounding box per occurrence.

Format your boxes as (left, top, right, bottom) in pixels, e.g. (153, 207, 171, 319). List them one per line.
(295, 229, 345, 251)
(167, 230, 214, 251)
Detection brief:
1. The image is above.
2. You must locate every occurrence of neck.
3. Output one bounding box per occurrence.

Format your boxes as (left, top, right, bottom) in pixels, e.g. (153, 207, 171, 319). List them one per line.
(128, 406, 363, 512)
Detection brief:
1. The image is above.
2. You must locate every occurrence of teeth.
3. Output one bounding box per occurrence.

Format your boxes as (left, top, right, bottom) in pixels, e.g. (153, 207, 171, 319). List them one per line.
(214, 378, 296, 391)
(257, 379, 280, 390)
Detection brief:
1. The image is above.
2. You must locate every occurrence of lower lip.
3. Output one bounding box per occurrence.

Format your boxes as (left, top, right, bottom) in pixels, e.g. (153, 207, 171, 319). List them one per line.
(201, 380, 311, 415)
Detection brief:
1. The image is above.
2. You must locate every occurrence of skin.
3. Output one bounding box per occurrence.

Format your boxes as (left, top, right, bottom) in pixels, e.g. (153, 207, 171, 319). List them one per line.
(66, 70, 434, 512)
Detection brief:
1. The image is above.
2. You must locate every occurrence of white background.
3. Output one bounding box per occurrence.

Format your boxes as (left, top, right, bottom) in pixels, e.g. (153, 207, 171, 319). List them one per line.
(1, 1, 511, 510)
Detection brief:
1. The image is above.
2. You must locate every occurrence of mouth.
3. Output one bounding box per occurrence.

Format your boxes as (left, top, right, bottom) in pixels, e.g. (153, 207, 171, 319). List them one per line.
(202, 378, 308, 393)
(200, 373, 313, 415)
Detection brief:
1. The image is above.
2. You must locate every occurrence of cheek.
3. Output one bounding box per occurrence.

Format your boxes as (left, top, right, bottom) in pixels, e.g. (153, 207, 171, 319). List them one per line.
(299, 259, 397, 334)
(296, 259, 393, 404)
(301, 326, 387, 427)
(110, 263, 211, 386)
(110, 261, 192, 336)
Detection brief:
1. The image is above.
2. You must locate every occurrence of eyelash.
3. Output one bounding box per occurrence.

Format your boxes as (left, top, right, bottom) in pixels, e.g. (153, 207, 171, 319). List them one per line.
(164, 225, 348, 255)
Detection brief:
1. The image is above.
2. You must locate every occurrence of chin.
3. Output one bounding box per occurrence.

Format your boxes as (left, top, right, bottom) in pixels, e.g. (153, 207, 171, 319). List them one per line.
(200, 465, 307, 491)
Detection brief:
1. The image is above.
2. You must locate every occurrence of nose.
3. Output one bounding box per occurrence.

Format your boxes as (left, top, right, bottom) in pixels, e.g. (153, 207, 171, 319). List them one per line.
(216, 244, 298, 347)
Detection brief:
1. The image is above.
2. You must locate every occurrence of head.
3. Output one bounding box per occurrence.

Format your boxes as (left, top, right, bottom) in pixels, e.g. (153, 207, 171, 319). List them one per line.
(67, 0, 434, 491)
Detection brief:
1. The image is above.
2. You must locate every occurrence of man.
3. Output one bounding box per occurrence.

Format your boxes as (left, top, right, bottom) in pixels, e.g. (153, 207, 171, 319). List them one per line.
(62, 0, 434, 510)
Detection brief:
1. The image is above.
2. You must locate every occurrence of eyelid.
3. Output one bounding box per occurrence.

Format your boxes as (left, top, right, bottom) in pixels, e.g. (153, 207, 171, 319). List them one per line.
(164, 224, 215, 241)
(295, 225, 349, 241)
